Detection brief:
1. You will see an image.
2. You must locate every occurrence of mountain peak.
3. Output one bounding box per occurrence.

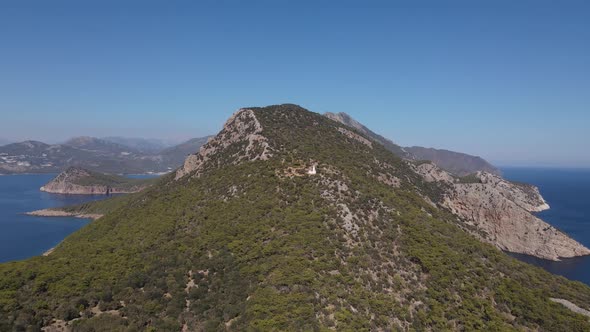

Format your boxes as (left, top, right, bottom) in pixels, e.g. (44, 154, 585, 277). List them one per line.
(175, 104, 587, 260)
(176, 104, 387, 179)
(324, 111, 411, 159)
(175, 107, 272, 179)
(324, 112, 366, 133)
(3, 104, 590, 330)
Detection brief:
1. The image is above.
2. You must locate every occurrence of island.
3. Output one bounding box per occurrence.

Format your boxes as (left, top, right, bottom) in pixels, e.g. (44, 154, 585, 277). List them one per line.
(39, 166, 157, 195)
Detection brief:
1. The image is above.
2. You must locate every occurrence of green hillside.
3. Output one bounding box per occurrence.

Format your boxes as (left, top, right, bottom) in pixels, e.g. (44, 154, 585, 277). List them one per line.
(1, 105, 589, 331)
(39, 167, 159, 195)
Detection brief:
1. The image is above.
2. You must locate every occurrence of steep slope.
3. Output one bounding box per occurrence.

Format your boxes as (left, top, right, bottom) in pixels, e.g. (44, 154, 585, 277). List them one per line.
(175, 110, 271, 179)
(324, 112, 412, 158)
(324, 112, 501, 176)
(412, 162, 589, 260)
(38, 167, 156, 195)
(406, 146, 500, 176)
(160, 136, 213, 167)
(2, 105, 590, 331)
(323, 113, 587, 259)
(0, 141, 97, 174)
(324, 114, 587, 260)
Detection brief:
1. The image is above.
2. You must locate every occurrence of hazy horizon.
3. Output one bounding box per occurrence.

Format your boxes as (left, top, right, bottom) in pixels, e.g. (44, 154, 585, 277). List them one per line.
(1, 1, 589, 167)
(1, 109, 589, 169)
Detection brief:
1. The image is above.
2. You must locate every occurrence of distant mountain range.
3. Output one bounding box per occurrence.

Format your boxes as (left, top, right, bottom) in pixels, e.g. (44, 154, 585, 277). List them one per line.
(0, 113, 499, 177)
(39, 166, 157, 195)
(0, 136, 211, 175)
(101, 137, 177, 153)
(324, 112, 500, 176)
(5, 104, 589, 330)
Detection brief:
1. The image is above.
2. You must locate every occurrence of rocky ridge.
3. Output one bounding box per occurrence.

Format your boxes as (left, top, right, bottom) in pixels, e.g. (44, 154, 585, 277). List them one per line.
(324, 111, 412, 159)
(324, 112, 501, 176)
(0, 136, 210, 175)
(406, 146, 500, 176)
(40, 167, 154, 195)
(175, 109, 272, 179)
(324, 115, 588, 261)
(412, 162, 589, 260)
(3, 104, 590, 330)
(177, 106, 589, 261)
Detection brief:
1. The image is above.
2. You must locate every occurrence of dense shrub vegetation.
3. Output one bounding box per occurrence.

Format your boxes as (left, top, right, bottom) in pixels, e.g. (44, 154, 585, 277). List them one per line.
(1, 104, 589, 331)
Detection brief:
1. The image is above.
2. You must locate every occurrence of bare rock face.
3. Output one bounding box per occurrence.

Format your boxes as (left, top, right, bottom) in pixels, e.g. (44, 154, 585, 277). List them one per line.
(413, 163, 590, 260)
(475, 171, 550, 212)
(41, 168, 104, 194)
(26, 209, 103, 220)
(412, 162, 456, 183)
(40, 167, 150, 195)
(337, 127, 373, 148)
(175, 106, 588, 261)
(324, 112, 412, 158)
(405, 146, 501, 176)
(41, 181, 112, 195)
(175, 109, 272, 179)
(325, 112, 372, 136)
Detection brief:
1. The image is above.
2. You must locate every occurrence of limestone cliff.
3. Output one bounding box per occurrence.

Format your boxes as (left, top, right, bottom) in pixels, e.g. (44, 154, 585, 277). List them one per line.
(41, 167, 154, 195)
(412, 162, 590, 260)
(175, 106, 589, 261)
(175, 109, 272, 179)
(7, 104, 590, 331)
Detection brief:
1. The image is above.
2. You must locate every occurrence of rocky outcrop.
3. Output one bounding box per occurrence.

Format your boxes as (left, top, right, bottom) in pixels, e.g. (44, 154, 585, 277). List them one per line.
(40, 167, 152, 195)
(550, 298, 590, 318)
(175, 109, 272, 179)
(176, 107, 587, 261)
(413, 163, 590, 260)
(337, 127, 373, 148)
(405, 146, 501, 176)
(0, 135, 210, 175)
(324, 112, 411, 158)
(26, 209, 103, 220)
(324, 112, 500, 176)
(412, 162, 456, 183)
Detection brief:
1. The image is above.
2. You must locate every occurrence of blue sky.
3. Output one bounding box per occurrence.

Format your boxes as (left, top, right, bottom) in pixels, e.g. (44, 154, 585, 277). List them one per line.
(1, 1, 589, 167)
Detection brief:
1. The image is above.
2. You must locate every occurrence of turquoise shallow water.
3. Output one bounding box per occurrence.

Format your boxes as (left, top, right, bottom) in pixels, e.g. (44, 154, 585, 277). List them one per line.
(501, 168, 590, 286)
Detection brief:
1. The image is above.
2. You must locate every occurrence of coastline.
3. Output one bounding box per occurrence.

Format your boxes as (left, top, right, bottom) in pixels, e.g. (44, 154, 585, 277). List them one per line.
(39, 186, 141, 195)
(26, 209, 103, 257)
(25, 209, 103, 220)
(1, 171, 169, 176)
(42, 247, 55, 256)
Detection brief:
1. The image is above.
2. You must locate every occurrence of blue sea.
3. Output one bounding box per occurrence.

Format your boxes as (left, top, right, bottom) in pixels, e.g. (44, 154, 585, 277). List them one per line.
(0, 173, 159, 263)
(502, 167, 590, 285)
(1, 170, 589, 286)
